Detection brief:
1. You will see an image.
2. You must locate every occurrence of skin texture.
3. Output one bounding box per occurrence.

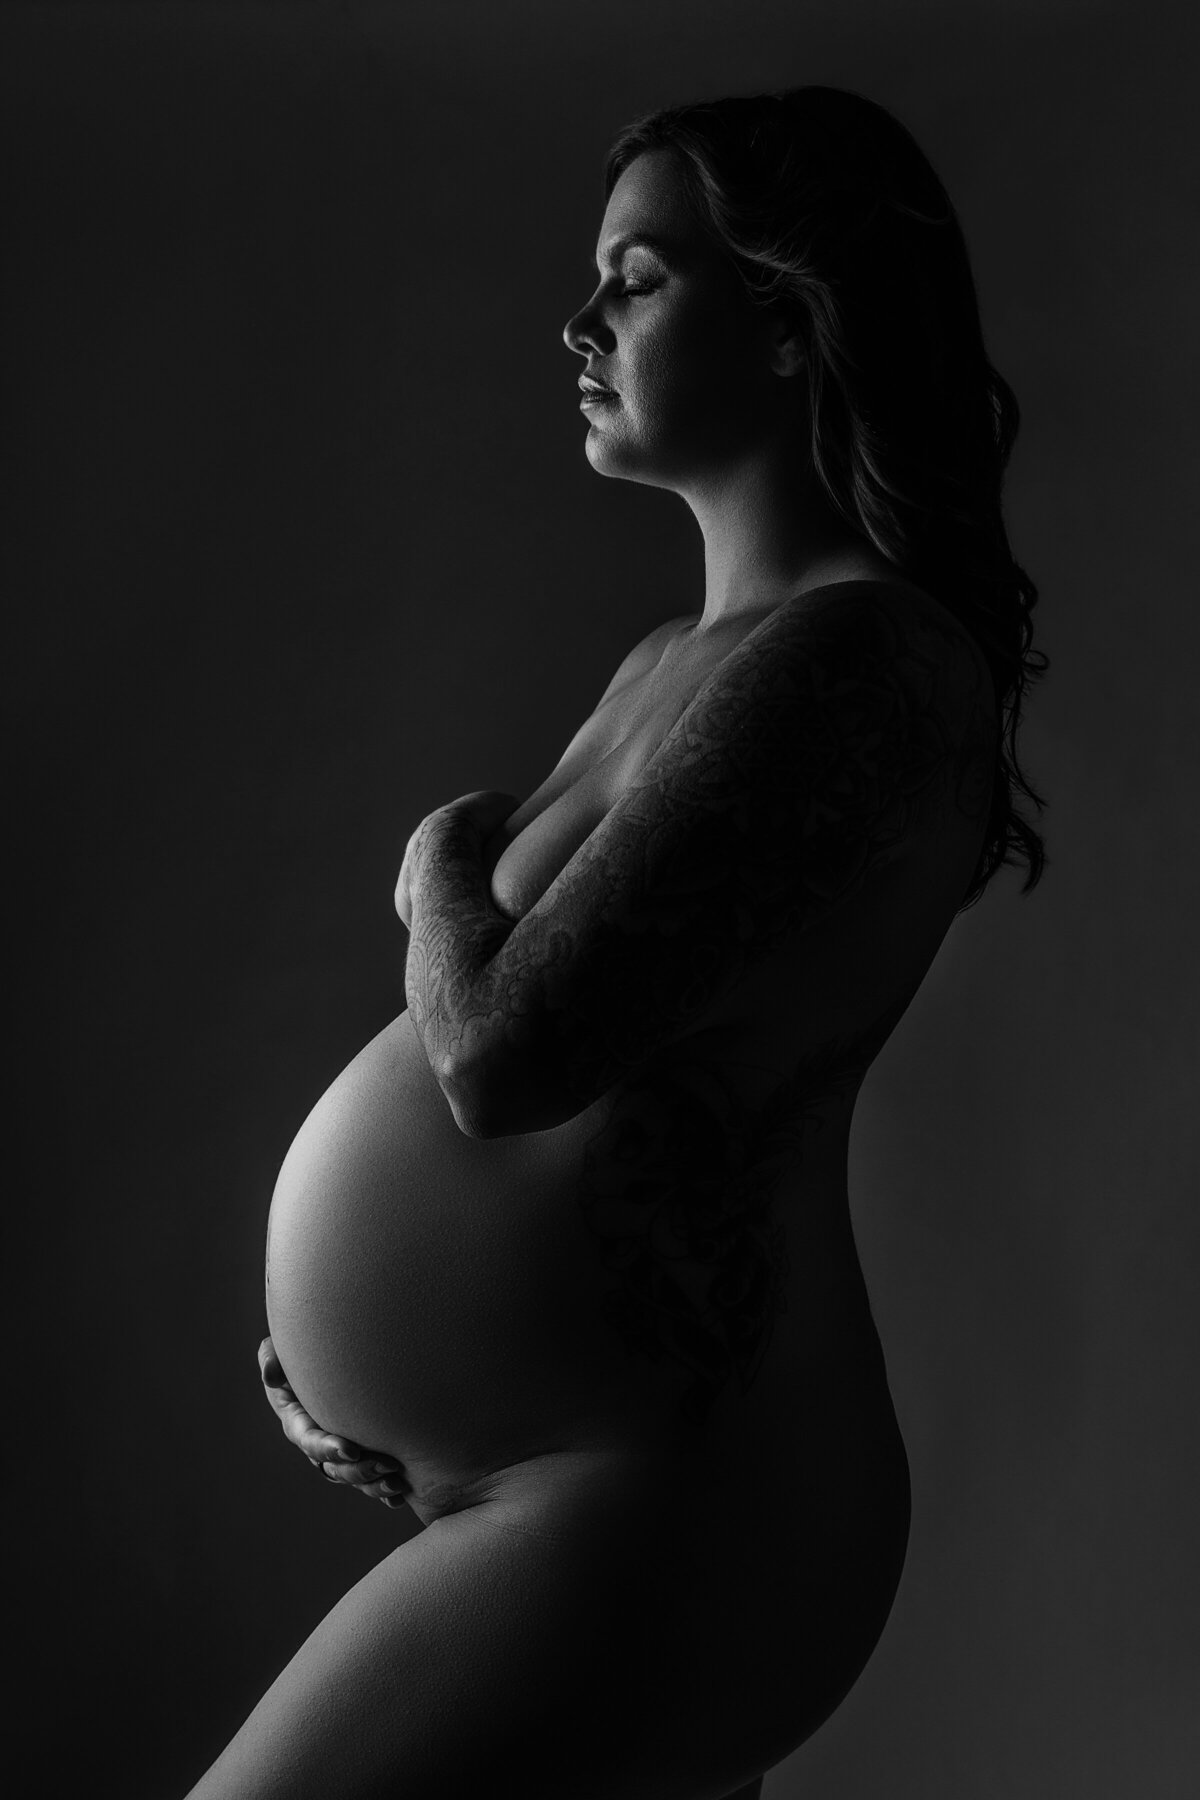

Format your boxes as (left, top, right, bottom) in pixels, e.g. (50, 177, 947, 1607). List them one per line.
(265, 593, 994, 1485)
(572, 1044, 852, 1428)
(261, 569, 995, 1480)
(223, 142, 992, 1799)
(266, 139, 932, 1499)
(258, 1337, 407, 1507)
(403, 586, 995, 1141)
(561, 145, 888, 627)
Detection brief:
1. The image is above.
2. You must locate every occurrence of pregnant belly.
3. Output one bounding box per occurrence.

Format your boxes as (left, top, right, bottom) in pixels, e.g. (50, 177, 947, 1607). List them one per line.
(265, 1004, 905, 1535)
(264, 1008, 654, 1499)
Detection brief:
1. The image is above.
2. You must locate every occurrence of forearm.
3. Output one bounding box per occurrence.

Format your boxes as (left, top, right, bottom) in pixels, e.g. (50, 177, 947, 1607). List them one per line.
(403, 809, 520, 1088)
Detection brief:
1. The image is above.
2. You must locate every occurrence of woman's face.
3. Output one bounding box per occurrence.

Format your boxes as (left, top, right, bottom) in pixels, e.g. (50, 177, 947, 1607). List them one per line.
(563, 149, 794, 490)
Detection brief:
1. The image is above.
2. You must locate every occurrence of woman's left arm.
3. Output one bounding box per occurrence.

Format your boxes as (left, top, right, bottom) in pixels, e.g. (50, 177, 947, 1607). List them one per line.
(402, 588, 995, 1139)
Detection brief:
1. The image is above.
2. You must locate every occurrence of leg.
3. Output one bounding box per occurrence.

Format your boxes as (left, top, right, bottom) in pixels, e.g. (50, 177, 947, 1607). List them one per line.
(186, 1484, 774, 1800)
(187, 1445, 877, 1800)
(187, 1506, 631, 1799)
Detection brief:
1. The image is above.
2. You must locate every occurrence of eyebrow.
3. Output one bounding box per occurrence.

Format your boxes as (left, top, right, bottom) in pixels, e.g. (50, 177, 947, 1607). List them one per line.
(592, 231, 679, 271)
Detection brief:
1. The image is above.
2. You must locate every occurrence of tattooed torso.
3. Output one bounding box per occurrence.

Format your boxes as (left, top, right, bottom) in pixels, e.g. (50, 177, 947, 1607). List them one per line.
(264, 577, 996, 1524)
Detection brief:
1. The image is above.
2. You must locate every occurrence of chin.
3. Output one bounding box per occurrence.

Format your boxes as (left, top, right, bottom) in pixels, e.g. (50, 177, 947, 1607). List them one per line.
(583, 426, 680, 491)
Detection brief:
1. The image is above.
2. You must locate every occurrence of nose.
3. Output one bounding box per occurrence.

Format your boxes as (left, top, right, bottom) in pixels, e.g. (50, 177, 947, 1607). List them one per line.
(562, 293, 612, 358)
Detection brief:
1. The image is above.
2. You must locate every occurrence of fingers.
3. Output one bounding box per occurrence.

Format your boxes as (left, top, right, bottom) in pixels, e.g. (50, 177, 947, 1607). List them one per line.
(283, 1398, 366, 1468)
(258, 1336, 285, 1386)
(256, 1336, 405, 1503)
(445, 790, 521, 833)
(395, 794, 518, 927)
(314, 1459, 410, 1508)
(257, 1338, 367, 1463)
(395, 823, 422, 928)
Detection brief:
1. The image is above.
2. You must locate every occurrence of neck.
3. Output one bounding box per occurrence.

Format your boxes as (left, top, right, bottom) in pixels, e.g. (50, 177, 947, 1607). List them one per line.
(681, 439, 896, 632)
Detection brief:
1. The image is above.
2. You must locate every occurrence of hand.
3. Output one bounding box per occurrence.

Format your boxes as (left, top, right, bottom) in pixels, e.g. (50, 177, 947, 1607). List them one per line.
(395, 790, 520, 930)
(258, 1336, 412, 1511)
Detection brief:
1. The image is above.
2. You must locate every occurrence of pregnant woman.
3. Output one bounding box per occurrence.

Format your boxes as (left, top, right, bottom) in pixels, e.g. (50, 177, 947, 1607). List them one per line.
(192, 86, 1046, 1799)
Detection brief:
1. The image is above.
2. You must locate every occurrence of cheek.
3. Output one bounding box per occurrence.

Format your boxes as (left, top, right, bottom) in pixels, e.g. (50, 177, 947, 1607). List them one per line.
(632, 319, 762, 441)
(620, 316, 700, 413)
(632, 337, 677, 412)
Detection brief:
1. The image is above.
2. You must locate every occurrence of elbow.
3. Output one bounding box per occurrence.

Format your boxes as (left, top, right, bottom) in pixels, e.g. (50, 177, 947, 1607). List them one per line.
(437, 1043, 579, 1139)
(433, 1049, 498, 1139)
(440, 1083, 500, 1141)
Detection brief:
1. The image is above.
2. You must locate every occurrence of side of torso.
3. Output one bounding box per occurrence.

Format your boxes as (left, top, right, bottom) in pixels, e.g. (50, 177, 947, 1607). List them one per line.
(484, 576, 992, 1148)
(473, 574, 994, 1446)
(267, 577, 991, 1525)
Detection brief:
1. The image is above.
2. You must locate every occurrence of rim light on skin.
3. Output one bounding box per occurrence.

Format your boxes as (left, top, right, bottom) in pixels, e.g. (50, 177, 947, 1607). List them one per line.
(558, 92, 1047, 902)
(562, 147, 888, 638)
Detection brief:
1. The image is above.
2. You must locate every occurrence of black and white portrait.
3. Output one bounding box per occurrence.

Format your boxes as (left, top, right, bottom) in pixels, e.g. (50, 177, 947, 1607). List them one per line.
(8, 3, 1197, 1795)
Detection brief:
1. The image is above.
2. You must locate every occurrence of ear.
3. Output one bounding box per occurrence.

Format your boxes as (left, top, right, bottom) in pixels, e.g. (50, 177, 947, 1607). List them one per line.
(763, 307, 806, 379)
(767, 319, 806, 379)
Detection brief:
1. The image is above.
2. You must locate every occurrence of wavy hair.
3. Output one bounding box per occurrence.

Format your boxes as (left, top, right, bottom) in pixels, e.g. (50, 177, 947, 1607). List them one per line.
(603, 86, 1047, 905)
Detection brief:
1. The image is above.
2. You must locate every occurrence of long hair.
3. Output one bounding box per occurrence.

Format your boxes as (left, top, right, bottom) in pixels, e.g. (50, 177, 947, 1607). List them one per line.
(603, 86, 1048, 906)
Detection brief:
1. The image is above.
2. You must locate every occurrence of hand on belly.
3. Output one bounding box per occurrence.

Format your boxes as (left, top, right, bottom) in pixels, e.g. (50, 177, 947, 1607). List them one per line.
(258, 1334, 412, 1511)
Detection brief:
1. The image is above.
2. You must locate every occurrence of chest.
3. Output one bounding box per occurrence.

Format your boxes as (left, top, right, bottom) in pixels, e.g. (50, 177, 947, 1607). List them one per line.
(483, 634, 726, 924)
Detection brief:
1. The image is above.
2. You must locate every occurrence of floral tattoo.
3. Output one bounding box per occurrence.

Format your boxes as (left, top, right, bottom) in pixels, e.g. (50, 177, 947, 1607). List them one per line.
(404, 584, 996, 1138)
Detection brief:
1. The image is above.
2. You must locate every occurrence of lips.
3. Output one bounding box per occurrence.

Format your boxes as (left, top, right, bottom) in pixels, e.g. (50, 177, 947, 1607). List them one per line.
(578, 374, 614, 394)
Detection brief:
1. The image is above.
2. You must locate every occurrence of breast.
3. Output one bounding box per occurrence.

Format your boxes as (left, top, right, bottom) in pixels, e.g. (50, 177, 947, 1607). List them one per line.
(260, 648, 892, 1493)
(264, 735, 658, 1492)
(485, 776, 608, 922)
(484, 677, 690, 923)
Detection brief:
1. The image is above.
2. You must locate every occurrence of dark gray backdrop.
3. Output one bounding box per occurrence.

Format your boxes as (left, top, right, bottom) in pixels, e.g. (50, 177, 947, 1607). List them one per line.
(7, 2, 1198, 1795)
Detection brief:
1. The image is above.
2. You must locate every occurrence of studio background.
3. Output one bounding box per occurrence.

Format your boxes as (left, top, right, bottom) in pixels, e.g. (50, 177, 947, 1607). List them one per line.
(7, 2, 1197, 1795)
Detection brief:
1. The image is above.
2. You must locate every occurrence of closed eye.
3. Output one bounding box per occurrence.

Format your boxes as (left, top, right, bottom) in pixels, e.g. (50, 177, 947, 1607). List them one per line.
(588, 271, 659, 300)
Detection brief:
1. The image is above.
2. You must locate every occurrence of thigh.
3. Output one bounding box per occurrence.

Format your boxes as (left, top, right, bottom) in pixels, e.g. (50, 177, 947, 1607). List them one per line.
(186, 1452, 852, 1800)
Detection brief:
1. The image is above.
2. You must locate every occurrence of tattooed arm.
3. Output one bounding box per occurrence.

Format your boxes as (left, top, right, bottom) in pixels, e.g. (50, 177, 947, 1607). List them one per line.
(403, 585, 996, 1138)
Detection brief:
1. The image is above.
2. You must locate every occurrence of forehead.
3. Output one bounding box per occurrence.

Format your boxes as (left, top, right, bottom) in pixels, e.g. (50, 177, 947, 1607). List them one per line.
(595, 148, 711, 266)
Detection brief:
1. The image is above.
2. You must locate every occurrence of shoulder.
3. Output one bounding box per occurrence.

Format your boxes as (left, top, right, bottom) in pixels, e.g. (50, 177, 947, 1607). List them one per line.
(749, 575, 984, 656)
(720, 577, 996, 735)
(839, 577, 999, 747)
(594, 612, 698, 708)
(657, 578, 997, 829)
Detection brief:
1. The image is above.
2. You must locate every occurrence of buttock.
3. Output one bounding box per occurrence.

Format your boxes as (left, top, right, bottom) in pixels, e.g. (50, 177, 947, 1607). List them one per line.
(190, 1437, 906, 1799)
(427, 1440, 907, 1783)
